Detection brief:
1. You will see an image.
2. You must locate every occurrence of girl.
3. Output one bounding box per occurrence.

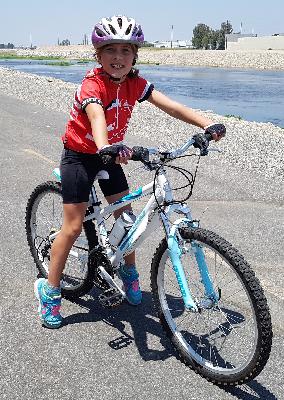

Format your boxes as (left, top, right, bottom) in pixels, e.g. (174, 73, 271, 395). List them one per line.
(34, 15, 226, 328)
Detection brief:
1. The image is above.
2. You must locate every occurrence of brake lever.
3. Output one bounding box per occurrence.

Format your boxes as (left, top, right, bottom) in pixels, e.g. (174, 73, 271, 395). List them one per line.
(207, 147, 223, 153)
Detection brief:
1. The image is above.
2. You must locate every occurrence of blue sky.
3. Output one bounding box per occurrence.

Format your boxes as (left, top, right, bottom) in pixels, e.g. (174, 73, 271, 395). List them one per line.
(1, 0, 283, 47)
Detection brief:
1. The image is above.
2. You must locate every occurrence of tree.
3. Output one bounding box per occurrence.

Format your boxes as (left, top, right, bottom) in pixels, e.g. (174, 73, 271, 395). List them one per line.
(141, 41, 154, 47)
(218, 20, 233, 49)
(192, 20, 233, 50)
(192, 23, 211, 49)
(209, 30, 219, 50)
(59, 39, 70, 46)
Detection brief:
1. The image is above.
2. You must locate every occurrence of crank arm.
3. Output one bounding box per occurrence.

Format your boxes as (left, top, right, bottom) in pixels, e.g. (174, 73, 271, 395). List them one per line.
(98, 266, 126, 297)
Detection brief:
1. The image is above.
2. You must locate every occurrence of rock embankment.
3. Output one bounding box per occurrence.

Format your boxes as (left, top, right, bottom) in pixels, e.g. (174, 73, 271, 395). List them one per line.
(2, 46, 284, 70)
(0, 66, 283, 203)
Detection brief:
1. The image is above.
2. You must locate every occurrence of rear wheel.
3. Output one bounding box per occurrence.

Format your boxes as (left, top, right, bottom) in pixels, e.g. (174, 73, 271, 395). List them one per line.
(151, 227, 272, 386)
(25, 181, 96, 298)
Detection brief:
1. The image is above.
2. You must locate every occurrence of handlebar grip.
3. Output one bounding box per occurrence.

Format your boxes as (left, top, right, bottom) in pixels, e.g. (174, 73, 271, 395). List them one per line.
(192, 133, 211, 156)
(131, 146, 150, 162)
(205, 132, 213, 141)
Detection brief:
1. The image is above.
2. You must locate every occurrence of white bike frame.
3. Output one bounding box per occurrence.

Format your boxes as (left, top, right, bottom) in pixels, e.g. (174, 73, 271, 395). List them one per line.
(51, 137, 219, 310)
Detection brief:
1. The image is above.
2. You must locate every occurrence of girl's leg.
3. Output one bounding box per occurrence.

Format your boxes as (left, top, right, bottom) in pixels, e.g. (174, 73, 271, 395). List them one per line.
(48, 202, 88, 287)
(105, 189, 135, 266)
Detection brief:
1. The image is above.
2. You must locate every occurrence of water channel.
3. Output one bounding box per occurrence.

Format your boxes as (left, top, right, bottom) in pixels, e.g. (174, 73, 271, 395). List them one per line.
(1, 58, 284, 127)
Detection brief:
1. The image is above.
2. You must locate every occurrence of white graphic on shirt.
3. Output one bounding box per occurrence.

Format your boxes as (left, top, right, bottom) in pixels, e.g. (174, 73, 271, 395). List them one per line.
(122, 100, 134, 112)
(107, 123, 115, 131)
(85, 133, 94, 141)
(107, 99, 121, 111)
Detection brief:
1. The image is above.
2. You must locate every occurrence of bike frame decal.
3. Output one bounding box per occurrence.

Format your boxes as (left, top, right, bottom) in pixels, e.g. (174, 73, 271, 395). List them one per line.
(168, 219, 198, 311)
(119, 209, 147, 251)
(113, 187, 143, 204)
(191, 242, 219, 302)
(52, 168, 61, 182)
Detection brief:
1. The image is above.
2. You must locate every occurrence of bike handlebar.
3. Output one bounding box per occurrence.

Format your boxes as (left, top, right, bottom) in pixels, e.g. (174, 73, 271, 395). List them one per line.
(131, 132, 213, 163)
(98, 132, 215, 166)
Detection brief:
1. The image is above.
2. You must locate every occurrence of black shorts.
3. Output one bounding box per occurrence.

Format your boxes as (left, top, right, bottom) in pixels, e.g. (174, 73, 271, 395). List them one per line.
(60, 148, 129, 204)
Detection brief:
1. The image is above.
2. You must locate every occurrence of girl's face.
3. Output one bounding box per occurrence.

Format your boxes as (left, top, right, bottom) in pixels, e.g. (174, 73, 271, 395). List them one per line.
(98, 43, 136, 81)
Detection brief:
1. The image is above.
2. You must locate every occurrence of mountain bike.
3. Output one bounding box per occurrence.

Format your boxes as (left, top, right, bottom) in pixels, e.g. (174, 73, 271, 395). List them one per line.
(25, 133, 272, 387)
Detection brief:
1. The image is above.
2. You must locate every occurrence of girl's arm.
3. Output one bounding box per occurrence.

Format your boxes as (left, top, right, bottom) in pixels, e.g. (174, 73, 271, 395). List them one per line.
(147, 89, 214, 129)
(85, 103, 132, 163)
(85, 103, 109, 150)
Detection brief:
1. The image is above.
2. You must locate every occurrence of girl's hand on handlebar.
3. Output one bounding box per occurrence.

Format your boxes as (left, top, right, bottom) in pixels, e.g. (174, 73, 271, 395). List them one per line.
(204, 123, 226, 142)
(116, 145, 133, 165)
(98, 144, 133, 165)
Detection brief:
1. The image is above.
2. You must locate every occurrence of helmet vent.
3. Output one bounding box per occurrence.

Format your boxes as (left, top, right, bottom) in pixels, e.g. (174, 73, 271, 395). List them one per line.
(117, 17, 122, 28)
(125, 24, 132, 35)
(108, 24, 117, 35)
(95, 27, 106, 38)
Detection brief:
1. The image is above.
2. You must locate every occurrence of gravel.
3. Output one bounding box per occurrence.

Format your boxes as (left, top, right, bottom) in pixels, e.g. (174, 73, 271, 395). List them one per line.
(0, 66, 283, 204)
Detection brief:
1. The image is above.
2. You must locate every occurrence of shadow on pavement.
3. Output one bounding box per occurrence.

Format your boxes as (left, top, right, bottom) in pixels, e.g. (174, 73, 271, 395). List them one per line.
(224, 380, 277, 400)
(64, 289, 276, 399)
(63, 289, 176, 361)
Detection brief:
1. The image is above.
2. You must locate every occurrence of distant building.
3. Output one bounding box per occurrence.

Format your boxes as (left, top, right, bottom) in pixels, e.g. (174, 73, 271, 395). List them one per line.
(225, 33, 257, 49)
(152, 40, 191, 48)
(226, 33, 284, 50)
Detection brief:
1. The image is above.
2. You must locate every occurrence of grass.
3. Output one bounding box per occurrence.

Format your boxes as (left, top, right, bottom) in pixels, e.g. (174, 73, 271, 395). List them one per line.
(137, 61, 160, 65)
(76, 59, 93, 63)
(45, 61, 72, 66)
(225, 114, 243, 120)
(0, 53, 95, 66)
(0, 53, 66, 61)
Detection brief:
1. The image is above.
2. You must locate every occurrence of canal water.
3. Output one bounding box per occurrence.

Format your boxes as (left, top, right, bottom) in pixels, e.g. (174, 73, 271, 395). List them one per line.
(1, 58, 284, 127)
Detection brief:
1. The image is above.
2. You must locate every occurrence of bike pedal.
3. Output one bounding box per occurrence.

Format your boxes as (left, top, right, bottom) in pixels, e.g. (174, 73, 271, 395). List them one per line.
(98, 288, 123, 308)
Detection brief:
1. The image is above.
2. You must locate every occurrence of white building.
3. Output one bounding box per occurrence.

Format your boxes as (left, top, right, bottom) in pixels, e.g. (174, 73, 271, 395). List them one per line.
(152, 40, 191, 48)
(226, 33, 284, 50)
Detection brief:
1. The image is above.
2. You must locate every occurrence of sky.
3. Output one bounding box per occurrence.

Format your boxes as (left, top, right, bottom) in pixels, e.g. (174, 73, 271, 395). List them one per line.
(1, 0, 283, 47)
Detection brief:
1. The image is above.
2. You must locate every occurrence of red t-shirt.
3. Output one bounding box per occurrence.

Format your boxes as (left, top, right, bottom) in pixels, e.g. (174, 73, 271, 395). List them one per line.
(62, 67, 154, 154)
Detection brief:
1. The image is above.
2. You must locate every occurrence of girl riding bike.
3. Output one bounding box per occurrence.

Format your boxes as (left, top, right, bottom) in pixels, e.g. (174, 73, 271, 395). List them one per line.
(34, 14, 226, 329)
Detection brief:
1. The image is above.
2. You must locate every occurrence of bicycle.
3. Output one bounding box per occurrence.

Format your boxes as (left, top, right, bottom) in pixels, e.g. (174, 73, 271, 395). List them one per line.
(25, 133, 272, 387)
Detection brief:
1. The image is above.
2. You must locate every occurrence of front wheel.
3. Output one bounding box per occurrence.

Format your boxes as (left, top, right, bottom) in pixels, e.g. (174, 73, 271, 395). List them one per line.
(25, 181, 96, 299)
(151, 227, 272, 386)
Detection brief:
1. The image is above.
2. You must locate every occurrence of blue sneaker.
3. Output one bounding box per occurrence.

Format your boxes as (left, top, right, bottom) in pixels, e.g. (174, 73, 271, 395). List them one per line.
(34, 278, 62, 328)
(118, 265, 142, 305)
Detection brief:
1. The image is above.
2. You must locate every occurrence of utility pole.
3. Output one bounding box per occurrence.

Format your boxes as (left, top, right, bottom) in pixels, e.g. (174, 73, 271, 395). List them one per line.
(170, 25, 174, 48)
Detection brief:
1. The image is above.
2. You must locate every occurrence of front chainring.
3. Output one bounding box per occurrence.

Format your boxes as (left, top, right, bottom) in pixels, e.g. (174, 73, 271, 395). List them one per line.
(88, 246, 115, 291)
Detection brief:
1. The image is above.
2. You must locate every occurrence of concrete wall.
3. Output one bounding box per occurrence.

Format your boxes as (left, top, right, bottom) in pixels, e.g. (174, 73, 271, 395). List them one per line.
(227, 35, 284, 51)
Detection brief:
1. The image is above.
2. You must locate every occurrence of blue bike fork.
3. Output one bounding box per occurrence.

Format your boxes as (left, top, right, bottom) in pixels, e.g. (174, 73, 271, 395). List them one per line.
(167, 219, 219, 311)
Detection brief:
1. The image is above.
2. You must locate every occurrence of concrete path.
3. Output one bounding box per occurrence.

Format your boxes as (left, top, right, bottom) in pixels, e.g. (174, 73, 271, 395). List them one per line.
(0, 94, 283, 400)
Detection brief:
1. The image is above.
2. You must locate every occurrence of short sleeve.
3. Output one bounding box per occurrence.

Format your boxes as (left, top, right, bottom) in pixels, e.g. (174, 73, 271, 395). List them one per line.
(137, 77, 154, 103)
(78, 72, 104, 111)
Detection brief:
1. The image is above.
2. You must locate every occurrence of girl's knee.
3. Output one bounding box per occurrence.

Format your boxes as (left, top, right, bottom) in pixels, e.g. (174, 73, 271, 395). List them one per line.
(62, 224, 82, 240)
